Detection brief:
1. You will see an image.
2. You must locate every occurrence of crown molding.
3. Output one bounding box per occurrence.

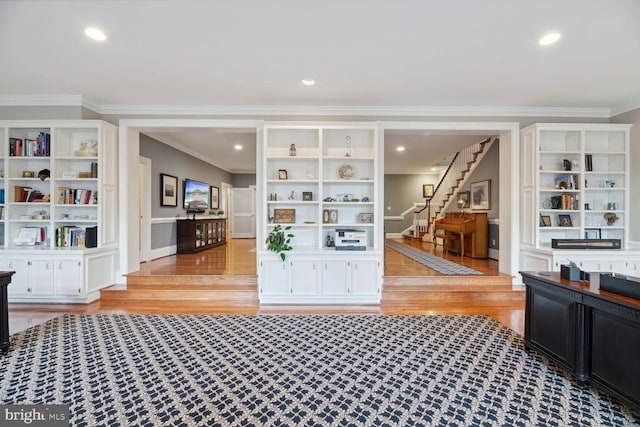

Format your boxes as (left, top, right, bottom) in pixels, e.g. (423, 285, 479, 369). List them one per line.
(0, 95, 614, 118)
(0, 95, 85, 106)
(98, 104, 612, 118)
(609, 101, 640, 117)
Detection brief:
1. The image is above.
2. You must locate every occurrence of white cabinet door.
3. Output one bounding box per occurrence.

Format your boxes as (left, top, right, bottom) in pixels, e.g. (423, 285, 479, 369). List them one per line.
(351, 258, 380, 296)
(626, 258, 640, 276)
(28, 258, 54, 296)
(5, 258, 30, 296)
(578, 257, 626, 274)
(260, 257, 289, 296)
(321, 258, 350, 296)
(55, 258, 83, 296)
(290, 257, 319, 296)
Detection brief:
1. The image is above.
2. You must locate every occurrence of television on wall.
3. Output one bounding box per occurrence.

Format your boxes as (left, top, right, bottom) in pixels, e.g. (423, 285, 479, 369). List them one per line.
(183, 178, 209, 212)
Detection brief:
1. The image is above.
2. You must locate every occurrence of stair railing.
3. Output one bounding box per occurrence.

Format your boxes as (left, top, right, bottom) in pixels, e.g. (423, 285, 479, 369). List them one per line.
(416, 138, 492, 235)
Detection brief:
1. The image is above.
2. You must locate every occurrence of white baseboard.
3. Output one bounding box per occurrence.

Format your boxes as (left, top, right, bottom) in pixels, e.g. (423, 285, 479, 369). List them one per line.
(385, 233, 404, 239)
(150, 245, 177, 261)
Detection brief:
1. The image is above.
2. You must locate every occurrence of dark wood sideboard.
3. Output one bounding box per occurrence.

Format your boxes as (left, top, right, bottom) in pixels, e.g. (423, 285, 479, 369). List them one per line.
(521, 271, 640, 412)
(1, 271, 16, 354)
(177, 218, 226, 254)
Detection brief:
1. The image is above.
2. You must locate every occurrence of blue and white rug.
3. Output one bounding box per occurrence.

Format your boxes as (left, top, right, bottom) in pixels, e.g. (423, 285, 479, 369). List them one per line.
(1, 314, 639, 426)
(386, 239, 483, 275)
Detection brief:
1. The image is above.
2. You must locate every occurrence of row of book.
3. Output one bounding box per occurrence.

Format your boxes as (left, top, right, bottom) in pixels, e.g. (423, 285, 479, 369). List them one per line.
(55, 225, 97, 248)
(550, 194, 579, 210)
(57, 187, 97, 205)
(9, 132, 50, 157)
(14, 186, 45, 202)
(55, 226, 85, 247)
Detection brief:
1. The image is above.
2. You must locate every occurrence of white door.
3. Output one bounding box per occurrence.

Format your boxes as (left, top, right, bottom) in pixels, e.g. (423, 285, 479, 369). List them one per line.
(138, 157, 152, 262)
(230, 186, 256, 238)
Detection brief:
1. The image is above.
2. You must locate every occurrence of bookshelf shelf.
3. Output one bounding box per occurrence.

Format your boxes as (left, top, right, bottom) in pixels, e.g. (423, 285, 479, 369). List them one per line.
(521, 123, 635, 275)
(0, 120, 118, 303)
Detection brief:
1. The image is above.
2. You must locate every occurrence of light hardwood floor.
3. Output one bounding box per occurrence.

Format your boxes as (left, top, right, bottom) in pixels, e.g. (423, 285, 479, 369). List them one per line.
(8, 238, 524, 336)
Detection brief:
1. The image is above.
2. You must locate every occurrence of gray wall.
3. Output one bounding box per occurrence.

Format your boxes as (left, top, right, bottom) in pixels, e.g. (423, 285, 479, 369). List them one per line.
(445, 140, 500, 219)
(611, 108, 640, 242)
(384, 174, 440, 233)
(232, 174, 256, 187)
(140, 134, 233, 249)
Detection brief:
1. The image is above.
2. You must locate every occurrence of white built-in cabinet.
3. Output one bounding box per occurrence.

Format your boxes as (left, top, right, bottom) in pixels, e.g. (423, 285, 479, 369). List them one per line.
(258, 123, 383, 303)
(0, 120, 118, 302)
(259, 253, 382, 303)
(519, 123, 639, 274)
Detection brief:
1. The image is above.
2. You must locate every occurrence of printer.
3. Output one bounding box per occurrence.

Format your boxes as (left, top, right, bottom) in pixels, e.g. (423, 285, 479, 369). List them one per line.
(334, 229, 367, 251)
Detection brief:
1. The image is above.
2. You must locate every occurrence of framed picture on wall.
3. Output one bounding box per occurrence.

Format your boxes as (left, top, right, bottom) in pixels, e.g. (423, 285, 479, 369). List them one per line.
(470, 180, 491, 210)
(210, 186, 219, 209)
(160, 173, 178, 207)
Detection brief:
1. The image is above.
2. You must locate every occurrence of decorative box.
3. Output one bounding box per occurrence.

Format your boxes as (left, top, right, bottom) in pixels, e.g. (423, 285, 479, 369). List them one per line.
(560, 264, 581, 281)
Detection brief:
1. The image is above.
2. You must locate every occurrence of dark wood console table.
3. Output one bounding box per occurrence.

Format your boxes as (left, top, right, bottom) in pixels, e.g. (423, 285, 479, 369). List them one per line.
(1, 271, 16, 354)
(177, 218, 227, 254)
(521, 271, 640, 412)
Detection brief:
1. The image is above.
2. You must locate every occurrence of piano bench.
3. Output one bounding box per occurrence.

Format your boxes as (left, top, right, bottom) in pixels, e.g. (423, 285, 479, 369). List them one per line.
(434, 233, 461, 254)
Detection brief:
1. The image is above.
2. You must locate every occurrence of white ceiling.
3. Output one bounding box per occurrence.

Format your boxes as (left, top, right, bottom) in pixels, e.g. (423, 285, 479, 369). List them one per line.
(1, 0, 638, 173)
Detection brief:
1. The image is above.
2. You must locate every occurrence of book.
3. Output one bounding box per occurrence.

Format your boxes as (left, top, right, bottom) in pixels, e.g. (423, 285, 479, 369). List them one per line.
(14, 185, 31, 202)
(585, 154, 593, 172)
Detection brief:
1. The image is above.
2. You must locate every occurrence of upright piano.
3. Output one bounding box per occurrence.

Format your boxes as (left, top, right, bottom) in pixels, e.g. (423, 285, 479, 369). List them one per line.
(433, 212, 488, 258)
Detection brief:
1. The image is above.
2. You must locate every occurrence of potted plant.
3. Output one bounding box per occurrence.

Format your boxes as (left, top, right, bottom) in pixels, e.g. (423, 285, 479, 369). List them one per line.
(266, 224, 294, 261)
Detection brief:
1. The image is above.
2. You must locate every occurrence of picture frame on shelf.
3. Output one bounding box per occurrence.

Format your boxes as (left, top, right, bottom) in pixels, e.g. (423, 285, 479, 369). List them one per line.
(358, 213, 373, 223)
(302, 191, 313, 201)
(540, 214, 552, 227)
(456, 191, 470, 209)
(558, 214, 573, 227)
(470, 180, 490, 210)
(210, 186, 219, 209)
(585, 228, 602, 239)
(160, 173, 178, 207)
(323, 209, 338, 224)
(278, 169, 288, 180)
(274, 208, 295, 224)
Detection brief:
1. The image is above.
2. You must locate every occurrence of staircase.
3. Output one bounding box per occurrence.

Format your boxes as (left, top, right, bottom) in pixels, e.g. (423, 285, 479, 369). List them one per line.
(404, 137, 494, 241)
(100, 274, 258, 311)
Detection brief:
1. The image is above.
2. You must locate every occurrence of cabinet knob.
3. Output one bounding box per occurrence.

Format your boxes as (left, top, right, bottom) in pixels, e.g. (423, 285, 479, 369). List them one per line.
(27, 288, 31, 292)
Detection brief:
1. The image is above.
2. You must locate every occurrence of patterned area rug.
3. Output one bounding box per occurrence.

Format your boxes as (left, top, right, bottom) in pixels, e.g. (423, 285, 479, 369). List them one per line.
(2, 314, 639, 426)
(386, 239, 483, 275)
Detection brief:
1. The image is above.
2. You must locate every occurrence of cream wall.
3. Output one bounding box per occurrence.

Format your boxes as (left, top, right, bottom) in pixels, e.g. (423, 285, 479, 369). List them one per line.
(611, 108, 640, 242)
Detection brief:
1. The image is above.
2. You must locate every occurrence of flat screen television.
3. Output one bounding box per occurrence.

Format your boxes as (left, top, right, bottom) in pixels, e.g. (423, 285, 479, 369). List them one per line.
(183, 178, 209, 212)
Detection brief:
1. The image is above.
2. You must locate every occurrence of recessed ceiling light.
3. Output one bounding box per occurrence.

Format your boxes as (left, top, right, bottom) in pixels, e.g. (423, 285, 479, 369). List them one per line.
(302, 79, 316, 86)
(430, 167, 438, 171)
(84, 27, 106, 41)
(234, 144, 243, 150)
(539, 32, 561, 46)
(396, 146, 405, 152)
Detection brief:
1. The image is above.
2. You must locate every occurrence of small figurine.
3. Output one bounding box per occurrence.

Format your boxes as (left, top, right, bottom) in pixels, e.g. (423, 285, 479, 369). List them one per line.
(288, 191, 296, 200)
(289, 144, 297, 156)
